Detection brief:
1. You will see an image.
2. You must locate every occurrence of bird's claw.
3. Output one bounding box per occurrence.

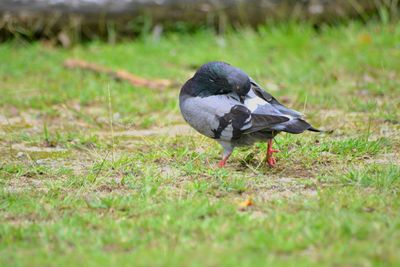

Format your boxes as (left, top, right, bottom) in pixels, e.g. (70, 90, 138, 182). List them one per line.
(266, 139, 278, 167)
(267, 156, 276, 167)
(218, 159, 227, 168)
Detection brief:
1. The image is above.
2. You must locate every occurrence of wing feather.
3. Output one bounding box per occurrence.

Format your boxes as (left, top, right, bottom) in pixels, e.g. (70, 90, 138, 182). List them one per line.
(213, 105, 290, 140)
(249, 77, 303, 118)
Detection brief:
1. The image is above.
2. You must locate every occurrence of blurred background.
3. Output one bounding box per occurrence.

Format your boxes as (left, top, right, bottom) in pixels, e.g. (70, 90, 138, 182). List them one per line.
(1, 0, 399, 45)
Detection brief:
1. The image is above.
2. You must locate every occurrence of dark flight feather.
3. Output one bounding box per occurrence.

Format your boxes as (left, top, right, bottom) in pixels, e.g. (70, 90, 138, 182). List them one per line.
(246, 114, 290, 133)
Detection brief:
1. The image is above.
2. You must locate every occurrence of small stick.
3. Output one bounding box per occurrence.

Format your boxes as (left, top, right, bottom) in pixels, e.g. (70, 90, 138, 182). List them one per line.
(64, 59, 174, 90)
(107, 84, 115, 163)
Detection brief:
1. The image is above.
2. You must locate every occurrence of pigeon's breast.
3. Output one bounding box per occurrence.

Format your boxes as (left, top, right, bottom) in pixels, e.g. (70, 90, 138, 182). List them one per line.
(180, 95, 228, 138)
(180, 93, 245, 141)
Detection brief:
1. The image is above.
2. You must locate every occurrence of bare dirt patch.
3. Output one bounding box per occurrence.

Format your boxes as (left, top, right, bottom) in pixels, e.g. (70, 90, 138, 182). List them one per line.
(111, 124, 194, 139)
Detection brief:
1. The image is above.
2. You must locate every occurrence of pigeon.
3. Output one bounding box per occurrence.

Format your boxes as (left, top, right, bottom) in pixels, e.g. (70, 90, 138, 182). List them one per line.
(179, 61, 320, 167)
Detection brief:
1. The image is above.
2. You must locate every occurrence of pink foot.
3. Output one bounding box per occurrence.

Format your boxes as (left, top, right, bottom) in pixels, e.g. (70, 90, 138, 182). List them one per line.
(267, 156, 277, 167)
(266, 139, 279, 167)
(217, 152, 231, 168)
(218, 159, 227, 168)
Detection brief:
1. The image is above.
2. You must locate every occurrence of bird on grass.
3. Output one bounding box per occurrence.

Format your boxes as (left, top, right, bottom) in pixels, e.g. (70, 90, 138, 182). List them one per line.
(179, 62, 320, 167)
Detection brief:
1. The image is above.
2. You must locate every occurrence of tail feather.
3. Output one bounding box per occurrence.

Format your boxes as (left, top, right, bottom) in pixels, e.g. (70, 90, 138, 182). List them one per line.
(308, 126, 321, 132)
(282, 119, 310, 134)
(281, 119, 322, 134)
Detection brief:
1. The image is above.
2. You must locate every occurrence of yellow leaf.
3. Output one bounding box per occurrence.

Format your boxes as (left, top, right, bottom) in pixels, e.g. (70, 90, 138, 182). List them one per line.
(238, 198, 253, 209)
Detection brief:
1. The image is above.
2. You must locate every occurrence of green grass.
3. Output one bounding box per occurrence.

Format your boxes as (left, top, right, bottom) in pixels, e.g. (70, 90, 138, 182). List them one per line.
(1, 21, 400, 266)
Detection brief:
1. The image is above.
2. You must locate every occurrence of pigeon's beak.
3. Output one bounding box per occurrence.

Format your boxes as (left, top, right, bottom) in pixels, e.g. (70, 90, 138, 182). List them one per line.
(239, 95, 246, 103)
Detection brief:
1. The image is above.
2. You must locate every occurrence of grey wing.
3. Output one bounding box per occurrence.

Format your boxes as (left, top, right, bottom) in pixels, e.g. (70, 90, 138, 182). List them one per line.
(249, 77, 303, 118)
(246, 78, 317, 134)
(181, 93, 291, 142)
(213, 104, 289, 141)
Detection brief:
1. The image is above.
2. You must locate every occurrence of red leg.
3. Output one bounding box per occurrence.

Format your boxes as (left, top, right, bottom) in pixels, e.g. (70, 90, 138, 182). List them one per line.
(266, 139, 279, 167)
(218, 152, 232, 168)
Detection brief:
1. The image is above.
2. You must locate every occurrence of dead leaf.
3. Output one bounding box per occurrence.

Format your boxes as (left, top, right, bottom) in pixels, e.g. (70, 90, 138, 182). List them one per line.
(238, 198, 253, 210)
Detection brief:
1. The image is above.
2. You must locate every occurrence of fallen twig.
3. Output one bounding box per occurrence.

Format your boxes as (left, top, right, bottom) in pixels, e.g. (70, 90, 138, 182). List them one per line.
(64, 59, 174, 90)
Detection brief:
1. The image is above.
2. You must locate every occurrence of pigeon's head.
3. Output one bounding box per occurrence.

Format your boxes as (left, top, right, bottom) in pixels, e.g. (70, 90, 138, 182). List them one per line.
(189, 62, 251, 97)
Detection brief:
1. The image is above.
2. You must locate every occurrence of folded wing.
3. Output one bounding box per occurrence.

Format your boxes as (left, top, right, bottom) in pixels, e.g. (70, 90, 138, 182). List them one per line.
(212, 105, 290, 140)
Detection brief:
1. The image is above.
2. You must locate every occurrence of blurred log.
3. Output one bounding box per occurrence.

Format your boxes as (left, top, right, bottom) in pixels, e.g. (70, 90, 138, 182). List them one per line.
(0, 0, 385, 23)
(0, 0, 398, 41)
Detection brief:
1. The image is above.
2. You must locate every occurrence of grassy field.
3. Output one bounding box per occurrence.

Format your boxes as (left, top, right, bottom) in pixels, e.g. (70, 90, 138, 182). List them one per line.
(0, 21, 399, 266)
